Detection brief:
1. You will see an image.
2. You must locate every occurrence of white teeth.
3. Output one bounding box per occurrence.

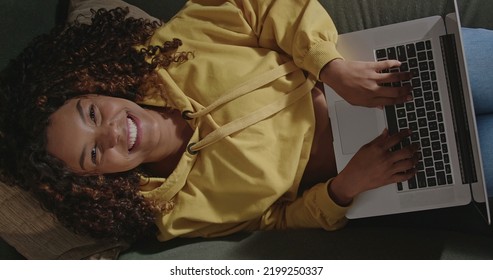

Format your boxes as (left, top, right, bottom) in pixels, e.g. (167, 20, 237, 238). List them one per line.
(127, 117, 137, 151)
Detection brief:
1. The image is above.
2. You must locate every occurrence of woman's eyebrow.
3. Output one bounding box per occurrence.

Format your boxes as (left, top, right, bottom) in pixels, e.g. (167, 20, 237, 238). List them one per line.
(76, 99, 87, 171)
(79, 147, 87, 171)
(76, 99, 85, 123)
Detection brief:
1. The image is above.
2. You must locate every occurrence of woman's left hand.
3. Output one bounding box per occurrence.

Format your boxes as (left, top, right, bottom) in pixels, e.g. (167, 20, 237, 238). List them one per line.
(328, 128, 420, 205)
(320, 58, 413, 108)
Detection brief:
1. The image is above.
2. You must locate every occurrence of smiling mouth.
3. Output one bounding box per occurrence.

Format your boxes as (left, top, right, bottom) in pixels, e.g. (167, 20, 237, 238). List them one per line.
(127, 116, 138, 151)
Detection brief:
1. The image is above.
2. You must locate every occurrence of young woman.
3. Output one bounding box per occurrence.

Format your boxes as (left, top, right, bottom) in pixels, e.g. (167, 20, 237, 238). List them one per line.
(1, 0, 443, 242)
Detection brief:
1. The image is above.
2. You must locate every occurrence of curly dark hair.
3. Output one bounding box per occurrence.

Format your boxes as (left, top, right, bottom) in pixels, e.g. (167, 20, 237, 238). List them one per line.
(0, 7, 190, 242)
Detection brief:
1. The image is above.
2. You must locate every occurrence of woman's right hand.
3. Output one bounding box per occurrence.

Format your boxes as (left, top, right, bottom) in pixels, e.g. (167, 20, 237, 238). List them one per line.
(320, 59, 413, 108)
(329, 129, 420, 206)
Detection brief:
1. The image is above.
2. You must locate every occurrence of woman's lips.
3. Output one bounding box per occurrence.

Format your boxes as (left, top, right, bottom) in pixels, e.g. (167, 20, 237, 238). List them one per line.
(126, 114, 140, 152)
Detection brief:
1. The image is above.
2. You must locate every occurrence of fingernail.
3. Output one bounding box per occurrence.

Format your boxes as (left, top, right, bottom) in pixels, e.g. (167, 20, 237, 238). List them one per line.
(406, 95, 413, 101)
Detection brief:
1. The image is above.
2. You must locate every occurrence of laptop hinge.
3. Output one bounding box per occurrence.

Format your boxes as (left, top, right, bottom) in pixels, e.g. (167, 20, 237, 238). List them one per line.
(440, 34, 477, 184)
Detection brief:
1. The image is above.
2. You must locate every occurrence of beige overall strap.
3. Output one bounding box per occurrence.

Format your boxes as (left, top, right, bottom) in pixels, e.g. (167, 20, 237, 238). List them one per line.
(189, 78, 315, 153)
(185, 61, 299, 119)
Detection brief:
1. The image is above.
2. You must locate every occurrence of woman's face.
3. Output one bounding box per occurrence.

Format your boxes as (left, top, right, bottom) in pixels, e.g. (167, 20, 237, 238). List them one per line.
(46, 94, 168, 174)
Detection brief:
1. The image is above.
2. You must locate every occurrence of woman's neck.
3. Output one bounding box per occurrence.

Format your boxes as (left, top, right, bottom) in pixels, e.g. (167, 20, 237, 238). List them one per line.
(143, 108, 193, 177)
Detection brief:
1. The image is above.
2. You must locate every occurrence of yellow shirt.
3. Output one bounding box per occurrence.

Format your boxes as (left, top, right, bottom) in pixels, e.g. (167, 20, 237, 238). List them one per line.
(138, 0, 349, 241)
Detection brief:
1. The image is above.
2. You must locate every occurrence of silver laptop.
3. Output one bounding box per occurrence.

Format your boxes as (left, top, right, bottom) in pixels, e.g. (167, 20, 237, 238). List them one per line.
(324, 0, 490, 223)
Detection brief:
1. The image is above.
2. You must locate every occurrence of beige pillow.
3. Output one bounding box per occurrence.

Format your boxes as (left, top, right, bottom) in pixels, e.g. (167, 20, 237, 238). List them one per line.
(67, 0, 158, 24)
(0, 181, 128, 259)
(0, 0, 156, 259)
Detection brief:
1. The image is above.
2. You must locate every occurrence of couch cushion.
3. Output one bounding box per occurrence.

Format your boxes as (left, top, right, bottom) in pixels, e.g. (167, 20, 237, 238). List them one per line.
(319, 0, 493, 34)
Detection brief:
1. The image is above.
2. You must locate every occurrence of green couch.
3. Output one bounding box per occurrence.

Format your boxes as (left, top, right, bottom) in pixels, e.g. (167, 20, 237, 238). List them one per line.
(1, 0, 492, 260)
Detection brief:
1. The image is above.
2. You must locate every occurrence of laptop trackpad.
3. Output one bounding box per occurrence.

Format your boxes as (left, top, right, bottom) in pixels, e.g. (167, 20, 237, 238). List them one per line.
(334, 101, 380, 155)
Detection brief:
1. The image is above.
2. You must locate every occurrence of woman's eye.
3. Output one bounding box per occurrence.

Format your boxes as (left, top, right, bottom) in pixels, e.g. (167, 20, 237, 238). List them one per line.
(89, 104, 96, 123)
(91, 147, 97, 164)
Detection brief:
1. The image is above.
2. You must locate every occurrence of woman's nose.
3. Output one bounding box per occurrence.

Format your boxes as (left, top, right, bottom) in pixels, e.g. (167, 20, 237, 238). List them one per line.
(99, 123, 119, 149)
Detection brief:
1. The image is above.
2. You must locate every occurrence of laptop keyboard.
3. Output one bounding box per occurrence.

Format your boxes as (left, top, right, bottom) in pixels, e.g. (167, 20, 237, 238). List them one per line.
(375, 39, 454, 191)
